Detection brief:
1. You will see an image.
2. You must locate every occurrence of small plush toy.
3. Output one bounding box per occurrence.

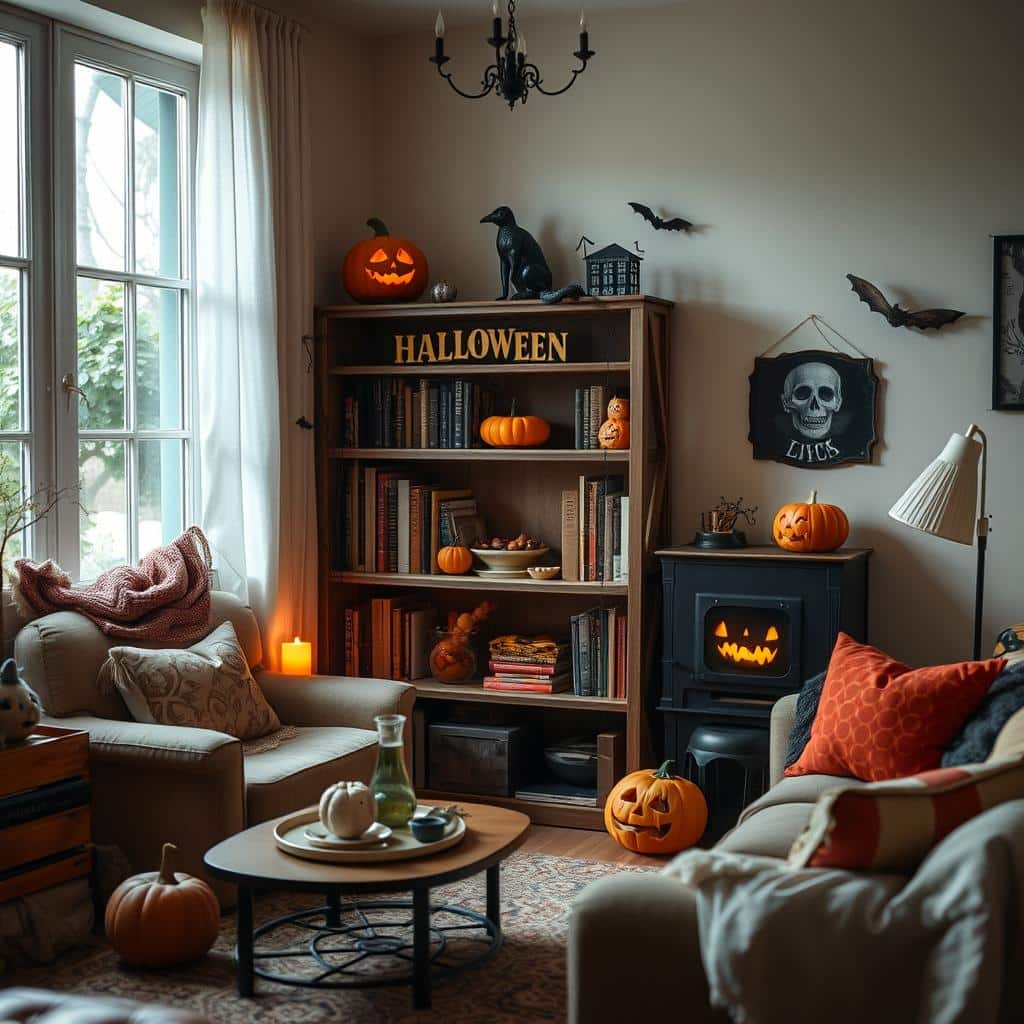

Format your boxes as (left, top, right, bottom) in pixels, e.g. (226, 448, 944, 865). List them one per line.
(0, 658, 41, 747)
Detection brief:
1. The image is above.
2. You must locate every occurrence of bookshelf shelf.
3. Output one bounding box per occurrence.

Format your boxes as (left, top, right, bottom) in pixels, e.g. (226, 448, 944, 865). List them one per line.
(329, 448, 631, 463)
(330, 361, 631, 377)
(411, 677, 628, 712)
(330, 571, 629, 596)
(316, 297, 674, 831)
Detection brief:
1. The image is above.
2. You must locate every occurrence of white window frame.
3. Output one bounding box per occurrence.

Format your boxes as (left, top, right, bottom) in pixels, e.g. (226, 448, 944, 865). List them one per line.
(52, 25, 198, 579)
(0, 4, 54, 562)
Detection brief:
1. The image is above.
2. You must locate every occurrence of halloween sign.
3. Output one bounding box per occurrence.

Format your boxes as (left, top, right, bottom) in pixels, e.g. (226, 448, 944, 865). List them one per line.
(748, 349, 878, 467)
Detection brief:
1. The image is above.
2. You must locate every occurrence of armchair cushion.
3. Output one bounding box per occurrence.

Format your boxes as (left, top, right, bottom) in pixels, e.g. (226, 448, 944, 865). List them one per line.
(257, 671, 414, 731)
(244, 726, 378, 823)
(103, 621, 280, 741)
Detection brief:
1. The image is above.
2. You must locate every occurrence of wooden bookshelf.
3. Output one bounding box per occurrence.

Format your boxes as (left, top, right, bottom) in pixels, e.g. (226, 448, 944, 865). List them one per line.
(316, 296, 673, 829)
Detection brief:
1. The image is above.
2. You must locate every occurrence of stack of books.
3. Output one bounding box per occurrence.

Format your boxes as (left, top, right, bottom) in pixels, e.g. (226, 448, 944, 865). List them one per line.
(574, 384, 608, 449)
(569, 608, 628, 698)
(559, 476, 629, 582)
(343, 597, 436, 681)
(343, 378, 496, 450)
(483, 635, 571, 693)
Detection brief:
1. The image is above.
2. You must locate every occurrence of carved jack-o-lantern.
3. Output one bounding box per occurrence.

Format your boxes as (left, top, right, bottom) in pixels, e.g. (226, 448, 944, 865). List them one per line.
(342, 218, 428, 303)
(712, 618, 781, 668)
(598, 395, 630, 450)
(604, 760, 708, 855)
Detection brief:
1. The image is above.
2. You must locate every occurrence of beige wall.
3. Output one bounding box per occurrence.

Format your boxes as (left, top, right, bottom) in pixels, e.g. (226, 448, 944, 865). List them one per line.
(368, 0, 1024, 666)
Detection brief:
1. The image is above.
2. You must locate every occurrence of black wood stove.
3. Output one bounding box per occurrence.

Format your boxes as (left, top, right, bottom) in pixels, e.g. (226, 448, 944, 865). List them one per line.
(657, 546, 870, 799)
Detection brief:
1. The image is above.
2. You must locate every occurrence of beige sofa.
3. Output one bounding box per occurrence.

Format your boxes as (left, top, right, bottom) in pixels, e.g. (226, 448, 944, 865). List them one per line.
(568, 692, 1024, 1023)
(14, 592, 413, 907)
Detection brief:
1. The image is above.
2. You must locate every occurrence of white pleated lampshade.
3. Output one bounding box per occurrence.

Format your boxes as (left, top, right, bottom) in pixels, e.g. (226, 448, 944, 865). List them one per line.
(888, 431, 982, 545)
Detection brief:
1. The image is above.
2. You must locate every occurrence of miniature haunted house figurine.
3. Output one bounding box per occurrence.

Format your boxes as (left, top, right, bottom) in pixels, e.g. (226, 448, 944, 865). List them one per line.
(692, 498, 758, 550)
(480, 206, 585, 303)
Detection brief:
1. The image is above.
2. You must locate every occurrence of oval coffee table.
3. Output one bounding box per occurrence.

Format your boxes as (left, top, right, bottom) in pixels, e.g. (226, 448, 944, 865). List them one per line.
(204, 802, 529, 1010)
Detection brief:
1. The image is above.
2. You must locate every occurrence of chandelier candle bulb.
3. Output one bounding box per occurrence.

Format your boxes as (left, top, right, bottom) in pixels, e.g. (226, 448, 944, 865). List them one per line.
(579, 10, 588, 53)
(435, 11, 445, 61)
(281, 636, 312, 675)
(491, 1, 502, 45)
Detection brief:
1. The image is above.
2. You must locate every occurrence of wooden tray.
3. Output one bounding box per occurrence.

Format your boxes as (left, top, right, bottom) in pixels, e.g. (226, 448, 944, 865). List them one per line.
(274, 806, 466, 865)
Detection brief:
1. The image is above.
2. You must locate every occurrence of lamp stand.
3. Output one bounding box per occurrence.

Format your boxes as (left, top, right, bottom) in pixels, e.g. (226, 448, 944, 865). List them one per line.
(972, 424, 990, 662)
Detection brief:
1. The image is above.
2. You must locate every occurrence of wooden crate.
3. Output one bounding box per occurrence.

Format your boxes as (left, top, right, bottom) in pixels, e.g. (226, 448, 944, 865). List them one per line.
(0, 849, 92, 904)
(0, 726, 89, 799)
(0, 806, 91, 873)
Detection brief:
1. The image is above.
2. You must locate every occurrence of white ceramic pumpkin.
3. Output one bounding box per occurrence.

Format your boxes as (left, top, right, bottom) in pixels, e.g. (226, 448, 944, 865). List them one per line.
(318, 780, 377, 839)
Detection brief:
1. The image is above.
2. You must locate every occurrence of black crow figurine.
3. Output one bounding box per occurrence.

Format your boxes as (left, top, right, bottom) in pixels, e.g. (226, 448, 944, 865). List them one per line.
(480, 207, 585, 304)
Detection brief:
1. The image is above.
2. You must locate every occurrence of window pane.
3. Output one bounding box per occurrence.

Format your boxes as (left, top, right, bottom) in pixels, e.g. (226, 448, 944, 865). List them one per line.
(0, 266, 22, 431)
(75, 63, 126, 271)
(0, 440, 24, 564)
(134, 83, 180, 277)
(76, 276, 125, 429)
(79, 438, 126, 578)
(138, 439, 182, 555)
(136, 285, 181, 429)
(0, 40, 21, 258)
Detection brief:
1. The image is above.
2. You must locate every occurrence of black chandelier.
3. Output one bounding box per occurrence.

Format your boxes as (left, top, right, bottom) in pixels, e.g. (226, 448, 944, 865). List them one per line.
(430, 2, 595, 110)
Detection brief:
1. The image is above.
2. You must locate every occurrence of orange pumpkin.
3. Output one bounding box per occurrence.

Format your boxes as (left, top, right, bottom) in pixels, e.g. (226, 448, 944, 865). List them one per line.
(437, 545, 473, 575)
(604, 760, 708, 855)
(342, 218, 428, 303)
(105, 843, 220, 967)
(598, 395, 630, 450)
(479, 401, 550, 448)
(772, 490, 849, 553)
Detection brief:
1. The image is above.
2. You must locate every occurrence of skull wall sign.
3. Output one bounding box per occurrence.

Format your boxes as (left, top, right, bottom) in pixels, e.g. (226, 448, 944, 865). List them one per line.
(749, 349, 878, 468)
(781, 362, 843, 440)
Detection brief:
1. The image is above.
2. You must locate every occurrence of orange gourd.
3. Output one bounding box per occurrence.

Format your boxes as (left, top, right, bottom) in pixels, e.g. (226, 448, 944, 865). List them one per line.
(479, 401, 550, 448)
(342, 218, 428, 303)
(105, 843, 220, 967)
(437, 545, 473, 575)
(598, 395, 630, 450)
(772, 490, 849, 553)
(604, 760, 708, 855)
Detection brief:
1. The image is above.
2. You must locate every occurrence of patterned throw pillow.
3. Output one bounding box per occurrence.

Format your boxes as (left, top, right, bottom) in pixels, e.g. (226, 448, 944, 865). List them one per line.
(788, 759, 1024, 871)
(105, 621, 281, 740)
(785, 633, 1003, 782)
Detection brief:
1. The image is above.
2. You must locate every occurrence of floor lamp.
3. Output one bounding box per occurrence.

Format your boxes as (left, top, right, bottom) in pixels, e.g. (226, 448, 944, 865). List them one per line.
(888, 423, 989, 660)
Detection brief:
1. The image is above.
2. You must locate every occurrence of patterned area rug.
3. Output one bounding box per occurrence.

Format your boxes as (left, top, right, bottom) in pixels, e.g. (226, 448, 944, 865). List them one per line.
(10, 852, 652, 1023)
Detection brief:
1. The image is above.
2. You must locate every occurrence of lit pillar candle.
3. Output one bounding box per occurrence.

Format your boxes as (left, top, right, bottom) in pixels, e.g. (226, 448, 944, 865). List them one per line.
(281, 636, 312, 675)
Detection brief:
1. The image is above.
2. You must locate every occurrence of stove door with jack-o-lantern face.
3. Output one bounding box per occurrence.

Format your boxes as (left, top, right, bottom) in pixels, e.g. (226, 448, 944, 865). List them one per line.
(704, 605, 791, 677)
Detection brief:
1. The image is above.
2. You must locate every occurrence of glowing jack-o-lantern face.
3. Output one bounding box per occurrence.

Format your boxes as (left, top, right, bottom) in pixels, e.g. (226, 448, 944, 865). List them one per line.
(342, 218, 429, 303)
(713, 619, 781, 667)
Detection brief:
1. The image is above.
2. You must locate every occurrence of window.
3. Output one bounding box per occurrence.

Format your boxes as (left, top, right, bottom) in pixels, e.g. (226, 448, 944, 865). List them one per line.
(0, 9, 197, 580)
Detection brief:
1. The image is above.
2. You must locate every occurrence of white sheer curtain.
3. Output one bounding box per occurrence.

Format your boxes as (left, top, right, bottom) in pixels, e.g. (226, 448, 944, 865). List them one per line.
(196, 0, 316, 671)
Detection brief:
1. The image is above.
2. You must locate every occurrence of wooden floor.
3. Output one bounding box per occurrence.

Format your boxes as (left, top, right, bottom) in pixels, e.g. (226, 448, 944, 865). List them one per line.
(519, 824, 654, 866)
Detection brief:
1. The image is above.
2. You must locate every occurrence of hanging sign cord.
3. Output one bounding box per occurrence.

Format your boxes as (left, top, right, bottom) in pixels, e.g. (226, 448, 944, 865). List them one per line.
(756, 313, 869, 360)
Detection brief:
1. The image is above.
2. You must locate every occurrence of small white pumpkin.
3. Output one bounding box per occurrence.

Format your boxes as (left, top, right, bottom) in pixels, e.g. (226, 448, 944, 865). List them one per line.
(0, 658, 41, 748)
(318, 780, 376, 839)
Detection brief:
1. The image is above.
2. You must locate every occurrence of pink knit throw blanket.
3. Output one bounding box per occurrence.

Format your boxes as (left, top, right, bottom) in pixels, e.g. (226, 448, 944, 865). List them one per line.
(12, 526, 213, 643)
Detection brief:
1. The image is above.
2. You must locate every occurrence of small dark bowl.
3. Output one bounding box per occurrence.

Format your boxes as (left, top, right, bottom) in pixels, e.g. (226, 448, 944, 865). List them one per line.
(410, 815, 448, 843)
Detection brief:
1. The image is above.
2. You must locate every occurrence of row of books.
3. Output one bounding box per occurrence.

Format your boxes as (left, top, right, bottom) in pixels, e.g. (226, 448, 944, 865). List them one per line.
(343, 597, 438, 680)
(483, 635, 571, 693)
(560, 476, 629, 582)
(570, 607, 628, 698)
(574, 384, 610, 449)
(341, 464, 478, 573)
(342, 378, 497, 450)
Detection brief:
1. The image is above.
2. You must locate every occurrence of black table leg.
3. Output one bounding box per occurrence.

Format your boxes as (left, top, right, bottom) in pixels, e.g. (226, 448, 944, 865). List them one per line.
(236, 885, 254, 997)
(325, 890, 341, 928)
(486, 864, 501, 932)
(412, 886, 431, 1009)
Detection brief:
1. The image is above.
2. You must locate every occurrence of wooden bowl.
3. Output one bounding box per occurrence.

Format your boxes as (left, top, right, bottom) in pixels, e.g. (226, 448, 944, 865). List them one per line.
(470, 546, 549, 571)
(527, 566, 561, 580)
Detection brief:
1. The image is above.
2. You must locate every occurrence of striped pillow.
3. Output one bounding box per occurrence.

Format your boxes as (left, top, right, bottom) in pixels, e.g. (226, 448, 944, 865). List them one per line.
(788, 759, 1024, 872)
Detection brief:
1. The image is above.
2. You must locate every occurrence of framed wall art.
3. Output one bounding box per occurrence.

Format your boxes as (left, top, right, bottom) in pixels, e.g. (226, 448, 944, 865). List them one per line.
(749, 349, 879, 468)
(993, 234, 1024, 411)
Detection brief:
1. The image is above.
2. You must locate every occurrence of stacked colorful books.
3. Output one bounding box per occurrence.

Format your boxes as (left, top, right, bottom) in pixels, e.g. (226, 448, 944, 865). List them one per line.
(484, 634, 571, 693)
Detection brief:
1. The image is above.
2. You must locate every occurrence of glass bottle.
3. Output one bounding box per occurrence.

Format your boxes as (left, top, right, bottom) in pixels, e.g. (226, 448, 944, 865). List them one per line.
(370, 714, 417, 828)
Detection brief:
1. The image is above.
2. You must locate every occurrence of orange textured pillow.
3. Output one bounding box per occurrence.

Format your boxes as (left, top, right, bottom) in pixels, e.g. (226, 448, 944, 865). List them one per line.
(785, 633, 1004, 782)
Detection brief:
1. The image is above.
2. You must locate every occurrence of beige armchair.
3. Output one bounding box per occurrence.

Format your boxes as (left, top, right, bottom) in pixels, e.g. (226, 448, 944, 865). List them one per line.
(14, 592, 414, 908)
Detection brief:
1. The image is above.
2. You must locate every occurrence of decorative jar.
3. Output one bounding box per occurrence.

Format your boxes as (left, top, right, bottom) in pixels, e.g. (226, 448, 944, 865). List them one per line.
(428, 629, 478, 684)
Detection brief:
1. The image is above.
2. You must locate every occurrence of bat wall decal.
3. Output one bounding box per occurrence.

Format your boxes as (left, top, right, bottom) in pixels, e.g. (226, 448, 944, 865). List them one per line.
(846, 274, 965, 330)
(628, 202, 693, 233)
